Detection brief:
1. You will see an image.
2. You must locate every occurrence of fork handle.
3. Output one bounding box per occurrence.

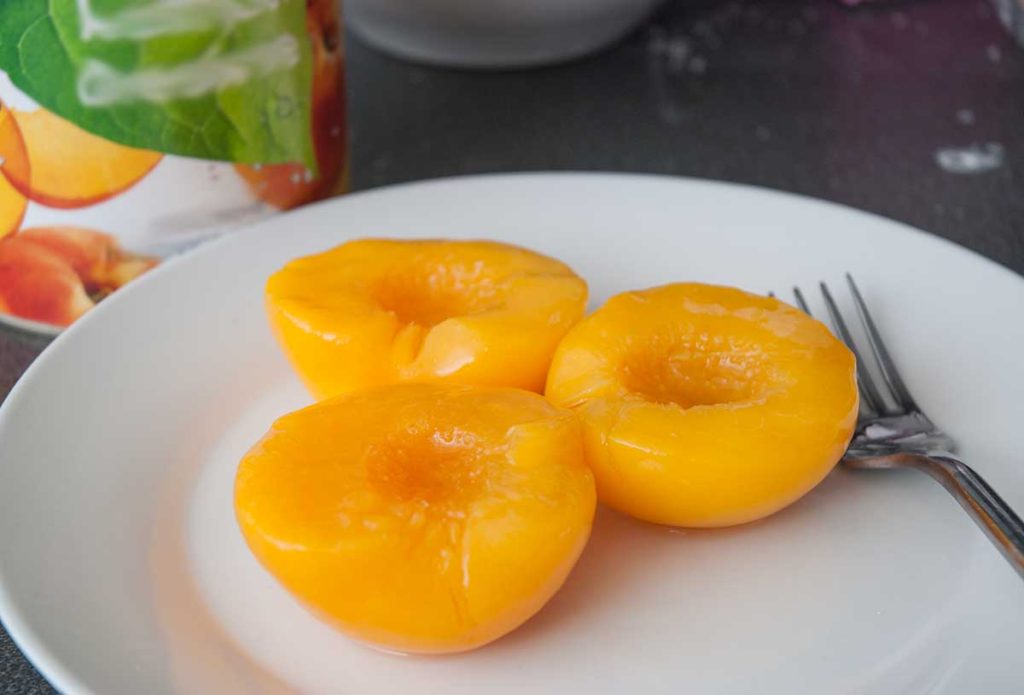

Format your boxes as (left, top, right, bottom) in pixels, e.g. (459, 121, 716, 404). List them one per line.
(847, 453, 1024, 580)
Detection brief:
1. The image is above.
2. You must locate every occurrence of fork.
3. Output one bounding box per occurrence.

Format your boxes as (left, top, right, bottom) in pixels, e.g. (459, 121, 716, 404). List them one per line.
(777, 274, 1024, 579)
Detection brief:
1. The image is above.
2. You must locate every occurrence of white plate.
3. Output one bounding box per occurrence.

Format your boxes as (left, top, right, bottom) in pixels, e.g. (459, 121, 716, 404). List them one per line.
(1, 174, 1022, 694)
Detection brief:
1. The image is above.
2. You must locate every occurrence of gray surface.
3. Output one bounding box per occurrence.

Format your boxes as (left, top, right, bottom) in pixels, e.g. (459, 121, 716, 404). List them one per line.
(1, 0, 1021, 691)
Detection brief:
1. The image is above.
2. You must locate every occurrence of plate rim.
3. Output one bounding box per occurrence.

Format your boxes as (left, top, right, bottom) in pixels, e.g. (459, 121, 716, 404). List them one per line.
(1, 171, 1021, 694)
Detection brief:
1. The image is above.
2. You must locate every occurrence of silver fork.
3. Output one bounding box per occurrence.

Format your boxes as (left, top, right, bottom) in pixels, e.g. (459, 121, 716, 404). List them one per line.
(777, 274, 1024, 579)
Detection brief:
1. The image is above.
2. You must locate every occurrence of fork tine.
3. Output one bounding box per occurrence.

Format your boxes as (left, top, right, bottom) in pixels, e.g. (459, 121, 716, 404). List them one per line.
(845, 274, 919, 412)
(818, 281, 889, 415)
(791, 287, 811, 314)
(791, 284, 880, 416)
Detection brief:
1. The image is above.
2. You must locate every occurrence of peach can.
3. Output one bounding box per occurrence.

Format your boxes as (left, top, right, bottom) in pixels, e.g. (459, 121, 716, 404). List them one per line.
(0, 0, 347, 333)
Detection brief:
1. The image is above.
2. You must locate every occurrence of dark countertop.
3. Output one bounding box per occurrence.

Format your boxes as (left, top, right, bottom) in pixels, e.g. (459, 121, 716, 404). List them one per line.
(2, 0, 1021, 691)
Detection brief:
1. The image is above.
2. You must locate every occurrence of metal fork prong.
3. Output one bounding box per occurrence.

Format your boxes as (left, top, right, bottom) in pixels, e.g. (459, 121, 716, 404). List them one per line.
(818, 281, 890, 416)
(791, 286, 811, 314)
(845, 273, 920, 413)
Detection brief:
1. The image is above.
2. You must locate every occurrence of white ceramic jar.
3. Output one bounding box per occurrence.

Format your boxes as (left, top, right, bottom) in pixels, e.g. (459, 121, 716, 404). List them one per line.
(346, 0, 664, 68)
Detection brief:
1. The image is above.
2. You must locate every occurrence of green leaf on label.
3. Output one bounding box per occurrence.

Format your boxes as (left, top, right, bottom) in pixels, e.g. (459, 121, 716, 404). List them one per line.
(0, 0, 316, 168)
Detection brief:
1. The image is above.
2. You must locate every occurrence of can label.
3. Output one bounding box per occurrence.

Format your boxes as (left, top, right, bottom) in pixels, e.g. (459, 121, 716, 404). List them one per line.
(0, 0, 347, 332)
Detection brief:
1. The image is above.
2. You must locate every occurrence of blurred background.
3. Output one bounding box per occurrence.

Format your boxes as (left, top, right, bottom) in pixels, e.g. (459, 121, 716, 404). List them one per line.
(344, 0, 1021, 273)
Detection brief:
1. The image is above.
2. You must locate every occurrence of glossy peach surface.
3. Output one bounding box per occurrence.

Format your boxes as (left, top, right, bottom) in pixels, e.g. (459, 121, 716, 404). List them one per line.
(235, 383, 596, 654)
(546, 282, 858, 528)
(266, 239, 588, 399)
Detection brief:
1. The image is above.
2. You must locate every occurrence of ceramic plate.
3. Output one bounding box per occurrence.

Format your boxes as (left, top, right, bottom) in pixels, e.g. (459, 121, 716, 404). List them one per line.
(1, 174, 1022, 694)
